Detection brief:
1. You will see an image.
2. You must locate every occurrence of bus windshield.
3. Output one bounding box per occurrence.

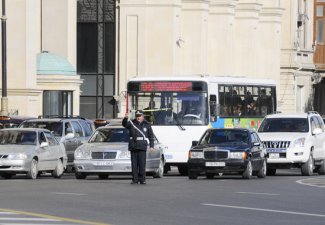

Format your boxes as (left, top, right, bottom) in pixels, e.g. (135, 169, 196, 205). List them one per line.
(128, 92, 208, 126)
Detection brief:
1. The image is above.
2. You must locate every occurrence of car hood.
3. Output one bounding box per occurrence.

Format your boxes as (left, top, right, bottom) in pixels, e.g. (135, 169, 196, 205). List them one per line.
(0, 145, 36, 154)
(83, 142, 128, 152)
(194, 144, 249, 152)
(258, 132, 307, 141)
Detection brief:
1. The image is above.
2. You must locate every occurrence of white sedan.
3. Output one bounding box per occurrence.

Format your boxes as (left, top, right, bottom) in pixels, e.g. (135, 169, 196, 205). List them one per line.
(0, 128, 67, 179)
(74, 126, 166, 179)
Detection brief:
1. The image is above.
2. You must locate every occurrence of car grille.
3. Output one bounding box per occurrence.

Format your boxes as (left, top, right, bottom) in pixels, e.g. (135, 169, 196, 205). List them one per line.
(92, 152, 117, 159)
(204, 151, 228, 160)
(0, 155, 8, 159)
(263, 141, 290, 149)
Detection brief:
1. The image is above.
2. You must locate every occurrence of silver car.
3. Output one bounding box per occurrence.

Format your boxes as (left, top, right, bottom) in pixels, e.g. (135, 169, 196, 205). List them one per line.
(74, 126, 166, 179)
(0, 128, 67, 179)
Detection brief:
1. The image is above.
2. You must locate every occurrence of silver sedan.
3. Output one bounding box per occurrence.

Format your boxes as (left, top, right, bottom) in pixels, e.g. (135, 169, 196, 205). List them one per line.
(74, 126, 166, 179)
(0, 128, 67, 179)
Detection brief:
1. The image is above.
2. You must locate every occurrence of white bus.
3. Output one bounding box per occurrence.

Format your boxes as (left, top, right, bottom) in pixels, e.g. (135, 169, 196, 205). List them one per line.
(126, 75, 276, 175)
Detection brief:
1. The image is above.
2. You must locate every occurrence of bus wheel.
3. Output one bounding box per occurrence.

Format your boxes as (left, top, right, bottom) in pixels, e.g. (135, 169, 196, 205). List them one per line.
(178, 165, 188, 176)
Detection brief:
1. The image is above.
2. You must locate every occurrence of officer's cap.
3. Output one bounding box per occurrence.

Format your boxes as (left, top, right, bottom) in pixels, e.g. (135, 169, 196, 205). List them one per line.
(135, 110, 144, 117)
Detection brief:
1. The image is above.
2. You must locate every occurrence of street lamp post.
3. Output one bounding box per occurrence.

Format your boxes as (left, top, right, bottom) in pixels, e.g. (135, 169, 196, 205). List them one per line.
(0, 0, 8, 116)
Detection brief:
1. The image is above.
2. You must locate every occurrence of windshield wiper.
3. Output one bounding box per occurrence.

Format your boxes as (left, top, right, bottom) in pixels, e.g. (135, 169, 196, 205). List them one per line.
(173, 114, 185, 131)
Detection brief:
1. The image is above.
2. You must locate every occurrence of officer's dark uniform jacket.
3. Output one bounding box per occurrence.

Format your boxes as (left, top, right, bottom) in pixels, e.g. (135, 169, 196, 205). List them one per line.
(122, 117, 154, 151)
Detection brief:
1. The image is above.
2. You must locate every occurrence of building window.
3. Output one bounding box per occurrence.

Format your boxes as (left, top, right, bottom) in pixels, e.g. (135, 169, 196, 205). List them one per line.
(43, 91, 73, 117)
(77, 0, 116, 119)
(316, 19, 324, 44)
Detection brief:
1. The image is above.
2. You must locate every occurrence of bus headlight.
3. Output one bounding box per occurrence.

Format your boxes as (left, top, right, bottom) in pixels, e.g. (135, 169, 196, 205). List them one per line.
(189, 151, 203, 159)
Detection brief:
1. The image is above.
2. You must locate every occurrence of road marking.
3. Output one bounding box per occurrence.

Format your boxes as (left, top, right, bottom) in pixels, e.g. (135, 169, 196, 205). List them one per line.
(235, 192, 280, 196)
(296, 178, 325, 188)
(52, 192, 88, 196)
(201, 203, 325, 218)
(0, 208, 111, 225)
(0, 218, 58, 221)
(0, 212, 18, 215)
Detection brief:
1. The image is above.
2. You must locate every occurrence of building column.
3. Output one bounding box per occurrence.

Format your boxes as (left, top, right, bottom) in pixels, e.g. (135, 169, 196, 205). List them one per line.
(233, 0, 262, 77)
(180, 0, 209, 74)
(207, 0, 237, 75)
(257, 1, 284, 82)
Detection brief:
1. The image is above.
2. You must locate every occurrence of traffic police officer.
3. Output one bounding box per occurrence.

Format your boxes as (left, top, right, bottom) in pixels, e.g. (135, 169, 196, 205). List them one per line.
(122, 110, 155, 184)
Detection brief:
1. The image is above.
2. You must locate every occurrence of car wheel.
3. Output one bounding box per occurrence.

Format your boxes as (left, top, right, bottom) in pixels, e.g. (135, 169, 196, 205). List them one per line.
(1, 173, 13, 179)
(257, 159, 267, 178)
(242, 161, 252, 179)
(75, 172, 87, 179)
(26, 158, 38, 179)
(318, 159, 325, 175)
(153, 158, 164, 178)
(188, 171, 198, 180)
(98, 174, 109, 179)
(206, 173, 214, 179)
(52, 159, 64, 178)
(266, 168, 276, 176)
(301, 154, 314, 176)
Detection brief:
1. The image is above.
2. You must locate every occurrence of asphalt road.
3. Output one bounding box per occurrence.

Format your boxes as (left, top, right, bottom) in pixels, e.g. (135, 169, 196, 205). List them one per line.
(0, 169, 324, 225)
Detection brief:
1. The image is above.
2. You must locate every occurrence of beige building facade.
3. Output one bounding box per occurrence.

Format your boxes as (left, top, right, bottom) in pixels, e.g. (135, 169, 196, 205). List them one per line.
(0, 0, 80, 117)
(0, 0, 319, 118)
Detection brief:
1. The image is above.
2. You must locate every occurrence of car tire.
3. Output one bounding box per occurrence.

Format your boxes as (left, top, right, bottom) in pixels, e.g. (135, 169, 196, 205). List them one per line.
(26, 158, 38, 179)
(1, 173, 13, 179)
(98, 174, 109, 179)
(206, 173, 214, 179)
(153, 158, 164, 178)
(301, 154, 314, 176)
(75, 172, 87, 179)
(257, 159, 267, 178)
(318, 159, 325, 175)
(242, 161, 252, 179)
(52, 159, 64, 178)
(266, 168, 276, 176)
(188, 171, 198, 180)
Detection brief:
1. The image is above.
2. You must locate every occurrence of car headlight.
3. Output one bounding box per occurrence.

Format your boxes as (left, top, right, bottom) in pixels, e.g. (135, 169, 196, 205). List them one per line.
(7, 153, 28, 160)
(229, 152, 247, 159)
(74, 147, 91, 160)
(119, 151, 131, 159)
(189, 151, 203, 159)
(293, 137, 305, 147)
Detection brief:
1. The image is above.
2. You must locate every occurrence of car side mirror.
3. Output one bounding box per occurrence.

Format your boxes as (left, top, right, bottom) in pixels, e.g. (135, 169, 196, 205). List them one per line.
(192, 141, 199, 147)
(40, 142, 49, 148)
(312, 128, 322, 135)
(65, 133, 75, 140)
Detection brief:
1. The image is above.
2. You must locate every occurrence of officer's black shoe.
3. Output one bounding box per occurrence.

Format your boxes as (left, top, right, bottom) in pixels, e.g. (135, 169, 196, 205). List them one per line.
(140, 181, 146, 184)
(130, 181, 138, 184)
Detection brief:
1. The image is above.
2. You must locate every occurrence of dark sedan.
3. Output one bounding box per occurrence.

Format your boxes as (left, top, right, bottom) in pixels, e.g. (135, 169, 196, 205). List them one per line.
(187, 128, 267, 179)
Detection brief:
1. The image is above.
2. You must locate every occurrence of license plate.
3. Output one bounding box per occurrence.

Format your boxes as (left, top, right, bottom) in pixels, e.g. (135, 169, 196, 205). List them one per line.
(205, 162, 225, 167)
(94, 161, 113, 166)
(269, 153, 280, 159)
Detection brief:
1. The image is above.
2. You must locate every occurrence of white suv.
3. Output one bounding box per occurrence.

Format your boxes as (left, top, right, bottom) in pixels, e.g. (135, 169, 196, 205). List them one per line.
(258, 112, 325, 176)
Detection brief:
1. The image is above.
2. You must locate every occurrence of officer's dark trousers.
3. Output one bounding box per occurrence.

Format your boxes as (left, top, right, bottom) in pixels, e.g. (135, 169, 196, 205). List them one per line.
(130, 150, 146, 182)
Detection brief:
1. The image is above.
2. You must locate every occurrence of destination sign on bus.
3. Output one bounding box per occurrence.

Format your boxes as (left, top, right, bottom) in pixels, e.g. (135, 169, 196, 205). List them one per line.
(140, 81, 192, 92)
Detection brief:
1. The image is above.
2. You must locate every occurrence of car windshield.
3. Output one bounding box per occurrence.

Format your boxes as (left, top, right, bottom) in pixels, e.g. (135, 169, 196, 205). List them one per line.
(199, 129, 249, 146)
(258, 118, 309, 133)
(0, 130, 36, 145)
(89, 128, 129, 143)
(20, 121, 63, 136)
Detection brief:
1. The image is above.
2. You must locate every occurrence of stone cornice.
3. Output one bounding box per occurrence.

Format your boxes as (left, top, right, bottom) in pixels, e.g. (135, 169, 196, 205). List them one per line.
(0, 89, 42, 96)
